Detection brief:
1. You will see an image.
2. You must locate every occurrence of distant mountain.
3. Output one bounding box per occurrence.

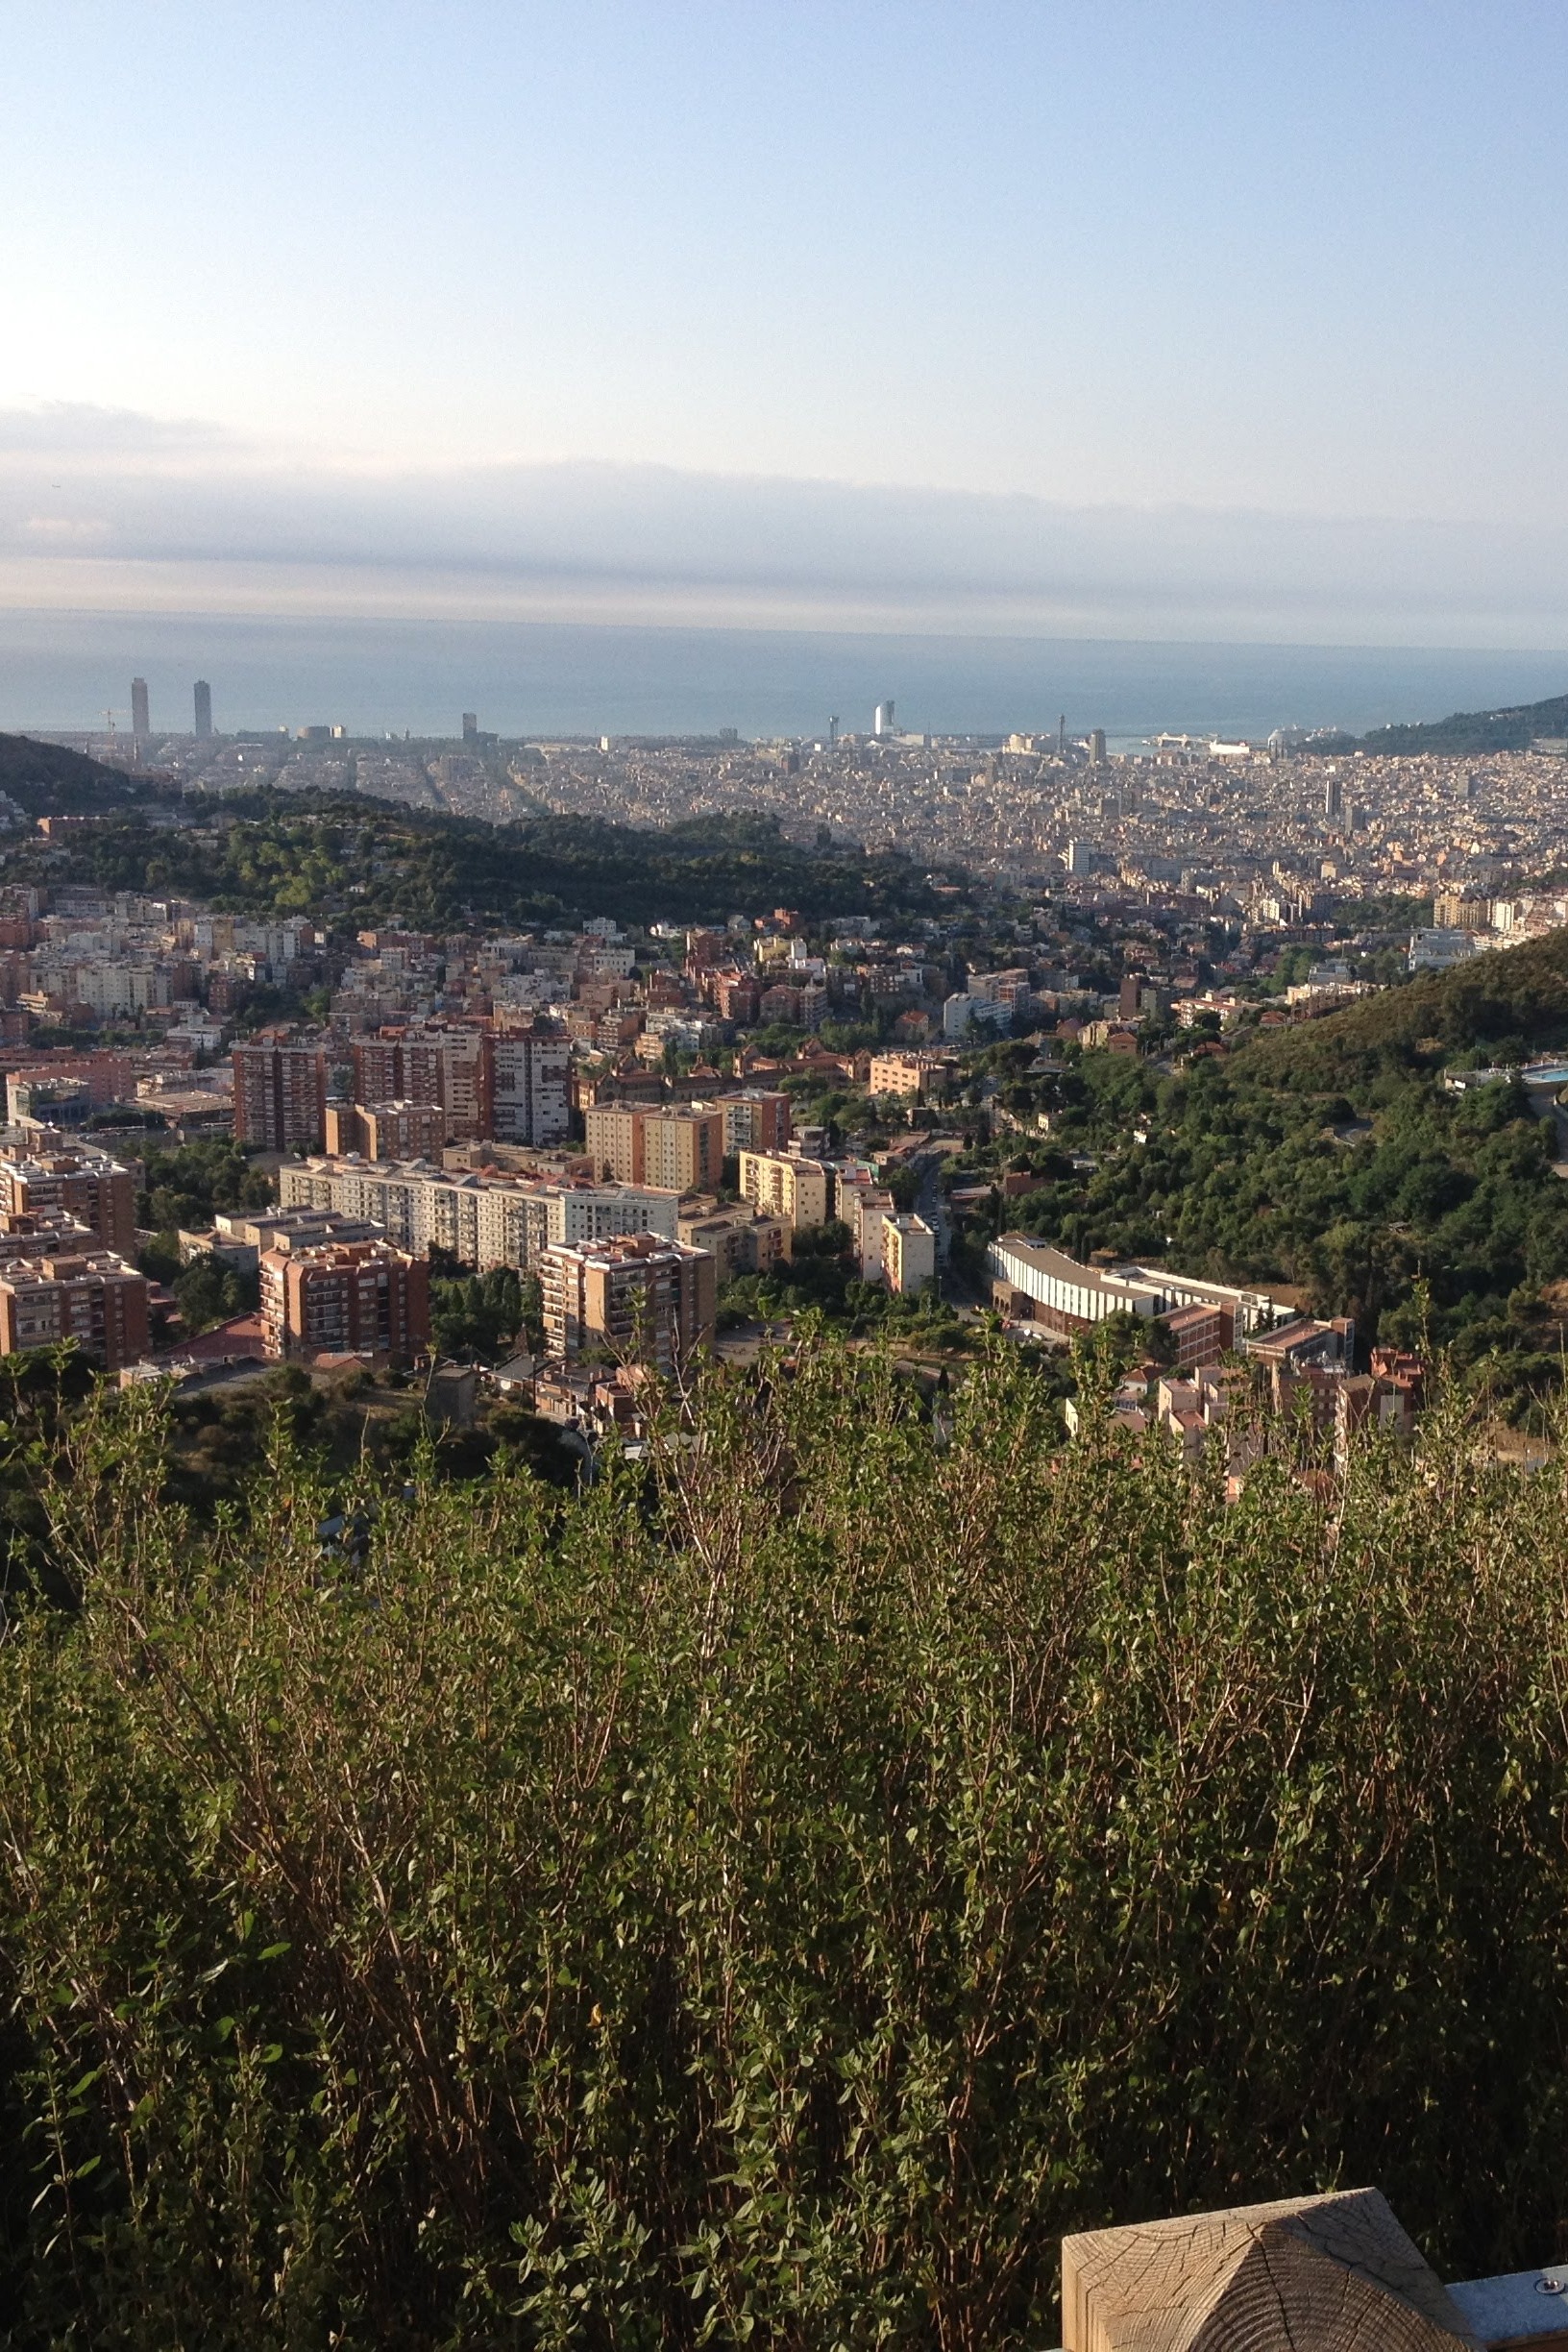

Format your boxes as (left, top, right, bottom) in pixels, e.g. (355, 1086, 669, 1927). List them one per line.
(0, 733, 140, 816)
(1339, 690, 1568, 756)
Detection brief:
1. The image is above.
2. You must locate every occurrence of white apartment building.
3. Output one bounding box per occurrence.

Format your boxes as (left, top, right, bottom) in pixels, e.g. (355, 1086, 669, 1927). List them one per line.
(839, 1172, 895, 1281)
(882, 1213, 936, 1297)
(280, 1158, 677, 1273)
(492, 1033, 571, 1144)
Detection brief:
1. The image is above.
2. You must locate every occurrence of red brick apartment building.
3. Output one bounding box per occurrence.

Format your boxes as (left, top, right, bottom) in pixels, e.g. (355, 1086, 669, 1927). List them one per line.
(233, 1033, 329, 1152)
(539, 1232, 716, 1370)
(0, 1247, 149, 1372)
(0, 1149, 135, 1256)
(259, 1237, 429, 1366)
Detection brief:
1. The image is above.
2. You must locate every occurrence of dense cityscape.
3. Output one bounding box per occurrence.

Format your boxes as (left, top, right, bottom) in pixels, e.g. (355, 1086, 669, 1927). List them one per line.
(1, 679, 1566, 1484)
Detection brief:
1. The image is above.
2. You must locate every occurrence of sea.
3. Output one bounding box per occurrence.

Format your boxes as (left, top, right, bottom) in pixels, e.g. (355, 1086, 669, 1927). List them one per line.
(1, 608, 1564, 747)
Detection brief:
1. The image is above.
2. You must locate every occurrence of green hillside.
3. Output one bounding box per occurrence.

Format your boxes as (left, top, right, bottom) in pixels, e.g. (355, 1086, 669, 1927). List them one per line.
(1234, 925, 1568, 1090)
(20, 799, 956, 929)
(1343, 689, 1568, 756)
(951, 930, 1568, 1400)
(0, 732, 139, 815)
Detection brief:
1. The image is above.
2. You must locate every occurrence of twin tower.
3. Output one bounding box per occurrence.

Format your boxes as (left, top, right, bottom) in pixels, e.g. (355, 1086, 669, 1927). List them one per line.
(128, 677, 210, 742)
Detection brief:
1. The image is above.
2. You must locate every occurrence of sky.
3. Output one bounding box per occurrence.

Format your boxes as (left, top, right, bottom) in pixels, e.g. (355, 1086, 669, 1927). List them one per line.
(2, 0, 1567, 647)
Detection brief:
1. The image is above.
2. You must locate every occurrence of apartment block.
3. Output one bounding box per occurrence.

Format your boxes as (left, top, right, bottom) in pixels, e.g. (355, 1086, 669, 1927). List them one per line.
(3, 1052, 134, 1119)
(868, 1050, 958, 1101)
(585, 1104, 646, 1184)
(325, 1098, 448, 1162)
(712, 972, 760, 1024)
(0, 1148, 135, 1256)
(0, 1246, 150, 1372)
(641, 1107, 723, 1195)
(0, 1209, 97, 1262)
(350, 1025, 494, 1142)
(550, 1185, 681, 1250)
(233, 1033, 328, 1152)
(1163, 1300, 1228, 1369)
(208, 1208, 384, 1269)
(259, 1237, 429, 1366)
(836, 1171, 896, 1281)
(738, 1150, 829, 1231)
(279, 1157, 678, 1273)
(491, 1031, 571, 1144)
(709, 1090, 792, 1155)
(539, 1232, 716, 1370)
(881, 1213, 936, 1297)
(677, 1201, 788, 1279)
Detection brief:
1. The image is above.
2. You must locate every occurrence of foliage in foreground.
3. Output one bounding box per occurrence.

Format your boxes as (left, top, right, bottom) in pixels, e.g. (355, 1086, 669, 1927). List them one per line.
(1, 1343, 1567, 2347)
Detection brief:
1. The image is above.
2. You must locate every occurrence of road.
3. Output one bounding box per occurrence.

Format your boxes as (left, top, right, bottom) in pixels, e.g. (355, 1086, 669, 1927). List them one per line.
(911, 1139, 992, 1311)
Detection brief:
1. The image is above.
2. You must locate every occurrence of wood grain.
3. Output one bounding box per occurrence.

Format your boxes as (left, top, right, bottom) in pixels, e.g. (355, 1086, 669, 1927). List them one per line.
(1062, 2188, 1482, 2351)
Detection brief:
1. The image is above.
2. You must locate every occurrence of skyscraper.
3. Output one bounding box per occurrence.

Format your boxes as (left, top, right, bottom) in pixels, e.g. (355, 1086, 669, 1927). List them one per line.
(130, 677, 150, 742)
(873, 699, 895, 738)
(193, 680, 212, 738)
(462, 711, 478, 742)
(1325, 771, 1344, 821)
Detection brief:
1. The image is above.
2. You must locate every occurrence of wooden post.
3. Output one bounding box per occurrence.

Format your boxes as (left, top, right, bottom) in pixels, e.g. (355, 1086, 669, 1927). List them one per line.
(1062, 2187, 1481, 2351)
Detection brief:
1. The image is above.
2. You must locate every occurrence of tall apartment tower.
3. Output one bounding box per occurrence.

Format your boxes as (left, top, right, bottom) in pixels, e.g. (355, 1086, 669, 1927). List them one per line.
(1325, 771, 1344, 821)
(641, 1106, 724, 1196)
(873, 699, 895, 739)
(233, 1034, 328, 1152)
(193, 679, 213, 738)
(130, 677, 150, 743)
(461, 711, 478, 742)
(491, 1032, 571, 1145)
(350, 1025, 495, 1144)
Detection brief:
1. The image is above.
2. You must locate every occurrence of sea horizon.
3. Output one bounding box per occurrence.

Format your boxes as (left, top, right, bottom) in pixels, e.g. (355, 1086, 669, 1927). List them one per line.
(1, 606, 1564, 748)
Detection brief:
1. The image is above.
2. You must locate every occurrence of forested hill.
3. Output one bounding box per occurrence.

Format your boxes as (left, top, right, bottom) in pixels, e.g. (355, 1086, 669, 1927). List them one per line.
(0, 733, 139, 815)
(1235, 924, 1568, 1090)
(22, 799, 957, 929)
(1335, 689, 1568, 757)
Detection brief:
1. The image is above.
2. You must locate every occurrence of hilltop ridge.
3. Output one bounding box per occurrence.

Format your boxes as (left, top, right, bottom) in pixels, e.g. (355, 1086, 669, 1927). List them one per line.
(1330, 688, 1568, 757)
(1233, 923, 1568, 1089)
(0, 732, 140, 815)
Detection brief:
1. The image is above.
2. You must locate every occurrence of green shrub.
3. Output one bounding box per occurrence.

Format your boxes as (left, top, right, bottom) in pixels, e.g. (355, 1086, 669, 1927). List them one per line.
(0, 1348, 1565, 2343)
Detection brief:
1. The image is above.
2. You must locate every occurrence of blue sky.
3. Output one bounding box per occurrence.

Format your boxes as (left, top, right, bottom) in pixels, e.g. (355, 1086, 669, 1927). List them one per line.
(2, 1, 1567, 640)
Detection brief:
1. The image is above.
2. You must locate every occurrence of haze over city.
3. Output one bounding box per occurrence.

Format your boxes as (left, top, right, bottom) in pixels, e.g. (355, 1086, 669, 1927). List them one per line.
(4, 0, 1568, 677)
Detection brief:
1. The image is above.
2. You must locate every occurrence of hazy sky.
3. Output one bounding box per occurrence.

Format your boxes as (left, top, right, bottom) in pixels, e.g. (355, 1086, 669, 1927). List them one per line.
(3, 1, 1567, 642)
